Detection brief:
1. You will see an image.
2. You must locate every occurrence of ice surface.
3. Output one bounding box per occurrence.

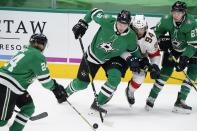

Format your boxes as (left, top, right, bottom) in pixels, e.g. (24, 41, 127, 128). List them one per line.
(1, 79, 197, 131)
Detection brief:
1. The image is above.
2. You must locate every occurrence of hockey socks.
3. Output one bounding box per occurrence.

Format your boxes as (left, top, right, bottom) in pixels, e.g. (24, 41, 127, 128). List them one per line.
(65, 78, 89, 96)
(10, 103, 35, 131)
(149, 79, 165, 99)
(97, 83, 116, 105)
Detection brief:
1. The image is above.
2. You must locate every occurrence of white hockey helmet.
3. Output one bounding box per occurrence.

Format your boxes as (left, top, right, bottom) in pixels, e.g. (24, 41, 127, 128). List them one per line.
(132, 15, 148, 29)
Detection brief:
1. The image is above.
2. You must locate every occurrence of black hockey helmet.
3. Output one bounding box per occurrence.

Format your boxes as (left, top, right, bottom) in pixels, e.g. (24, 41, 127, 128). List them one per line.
(171, 1, 187, 12)
(117, 10, 131, 25)
(29, 33, 48, 46)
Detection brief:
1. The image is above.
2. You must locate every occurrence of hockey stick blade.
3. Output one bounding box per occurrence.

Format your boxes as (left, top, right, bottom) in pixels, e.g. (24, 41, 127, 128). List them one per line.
(29, 112, 48, 121)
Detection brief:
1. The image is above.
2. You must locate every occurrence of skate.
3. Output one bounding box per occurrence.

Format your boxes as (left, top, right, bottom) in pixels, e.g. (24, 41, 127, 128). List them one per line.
(125, 86, 135, 107)
(89, 99, 107, 116)
(172, 93, 192, 114)
(145, 97, 155, 111)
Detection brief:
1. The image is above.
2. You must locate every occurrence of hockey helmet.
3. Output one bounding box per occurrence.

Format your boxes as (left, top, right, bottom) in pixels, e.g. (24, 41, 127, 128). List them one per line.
(171, 1, 187, 12)
(29, 33, 48, 46)
(117, 10, 131, 25)
(132, 15, 148, 29)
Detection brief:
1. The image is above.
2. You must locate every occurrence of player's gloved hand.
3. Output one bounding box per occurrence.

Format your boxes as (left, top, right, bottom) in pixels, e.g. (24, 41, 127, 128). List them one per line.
(149, 64, 160, 79)
(176, 56, 189, 72)
(139, 57, 150, 70)
(127, 56, 141, 73)
(52, 79, 68, 103)
(158, 35, 172, 51)
(72, 19, 88, 39)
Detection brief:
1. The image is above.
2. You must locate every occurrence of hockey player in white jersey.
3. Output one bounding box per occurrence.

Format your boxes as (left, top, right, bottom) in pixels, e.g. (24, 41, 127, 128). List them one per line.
(125, 15, 161, 107)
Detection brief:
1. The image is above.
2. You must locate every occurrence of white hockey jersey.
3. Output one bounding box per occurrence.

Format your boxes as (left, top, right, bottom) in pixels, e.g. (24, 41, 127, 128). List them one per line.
(137, 29, 161, 65)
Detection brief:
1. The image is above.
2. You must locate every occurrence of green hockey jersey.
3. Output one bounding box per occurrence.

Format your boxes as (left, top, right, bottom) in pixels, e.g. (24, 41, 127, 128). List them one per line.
(0, 46, 54, 95)
(83, 9, 141, 64)
(155, 14, 197, 58)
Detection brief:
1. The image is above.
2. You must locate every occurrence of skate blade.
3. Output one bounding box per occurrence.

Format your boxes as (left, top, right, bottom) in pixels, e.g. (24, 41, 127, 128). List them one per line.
(88, 109, 107, 117)
(144, 105, 153, 111)
(127, 103, 134, 108)
(172, 107, 191, 114)
(125, 98, 134, 108)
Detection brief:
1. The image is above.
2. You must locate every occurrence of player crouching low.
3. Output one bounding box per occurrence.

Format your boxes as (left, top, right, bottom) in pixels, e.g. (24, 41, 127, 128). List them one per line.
(0, 34, 67, 131)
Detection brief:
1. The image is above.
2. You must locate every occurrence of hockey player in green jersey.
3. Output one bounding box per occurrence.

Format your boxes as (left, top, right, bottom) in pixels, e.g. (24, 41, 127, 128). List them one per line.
(64, 9, 142, 114)
(145, 1, 197, 114)
(0, 34, 68, 131)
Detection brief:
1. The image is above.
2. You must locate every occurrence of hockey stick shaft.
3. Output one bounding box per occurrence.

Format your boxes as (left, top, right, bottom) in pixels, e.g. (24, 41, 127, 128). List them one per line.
(141, 67, 197, 84)
(66, 100, 96, 131)
(160, 74, 197, 84)
(168, 50, 197, 91)
(14, 110, 48, 121)
(78, 37, 104, 123)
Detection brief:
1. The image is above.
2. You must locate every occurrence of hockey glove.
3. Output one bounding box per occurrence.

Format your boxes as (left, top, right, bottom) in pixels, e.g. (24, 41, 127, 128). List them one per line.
(139, 57, 150, 70)
(72, 19, 88, 39)
(149, 64, 160, 79)
(158, 35, 172, 51)
(176, 56, 189, 72)
(52, 79, 68, 103)
(127, 56, 141, 73)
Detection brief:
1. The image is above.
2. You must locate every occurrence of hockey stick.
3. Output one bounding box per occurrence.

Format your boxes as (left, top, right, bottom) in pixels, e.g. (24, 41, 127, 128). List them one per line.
(14, 110, 48, 121)
(160, 74, 197, 84)
(66, 100, 97, 131)
(167, 49, 197, 91)
(78, 37, 104, 123)
(29, 112, 48, 121)
(141, 67, 197, 85)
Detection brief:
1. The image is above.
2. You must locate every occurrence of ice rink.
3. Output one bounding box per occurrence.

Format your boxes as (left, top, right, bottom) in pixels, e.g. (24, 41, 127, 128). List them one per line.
(1, 79, 197, 131)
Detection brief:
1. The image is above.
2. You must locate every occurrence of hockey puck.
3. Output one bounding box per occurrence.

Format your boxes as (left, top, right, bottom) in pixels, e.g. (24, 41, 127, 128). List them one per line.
(93, 123, 98, 129)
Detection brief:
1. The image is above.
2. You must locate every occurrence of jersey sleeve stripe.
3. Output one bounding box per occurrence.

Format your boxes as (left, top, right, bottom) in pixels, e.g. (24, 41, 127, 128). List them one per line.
(39, 77, 52, 84)
(188, 43, 197, 48)
(0, 72, 25, 94)
(37, 74, 50, 79)
(187, 41, 197, 44)
(38, 75, 50, 81)
(91, 9, 103, 20)
(129, 47, 139, 54)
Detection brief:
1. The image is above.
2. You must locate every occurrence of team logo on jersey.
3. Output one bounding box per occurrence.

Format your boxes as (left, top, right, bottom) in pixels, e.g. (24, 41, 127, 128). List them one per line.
(81, 70, 88, 77)
(172, 39, 183, 49)
(99, 42, 116, 53)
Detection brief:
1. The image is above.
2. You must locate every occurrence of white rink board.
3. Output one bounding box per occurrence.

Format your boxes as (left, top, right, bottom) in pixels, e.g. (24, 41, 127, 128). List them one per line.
(0, 10, 161, 60)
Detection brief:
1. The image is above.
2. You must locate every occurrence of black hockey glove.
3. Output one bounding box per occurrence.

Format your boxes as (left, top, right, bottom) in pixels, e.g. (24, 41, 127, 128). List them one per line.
(158, 35, 172, 51)
(127, 56, 141, 73)
(176, 56, 189, 72)
(139, 57, 150, 70)
(72, 19, 88, 39)
(149, 64, 160, 79)
(52, 79, 68, 103)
